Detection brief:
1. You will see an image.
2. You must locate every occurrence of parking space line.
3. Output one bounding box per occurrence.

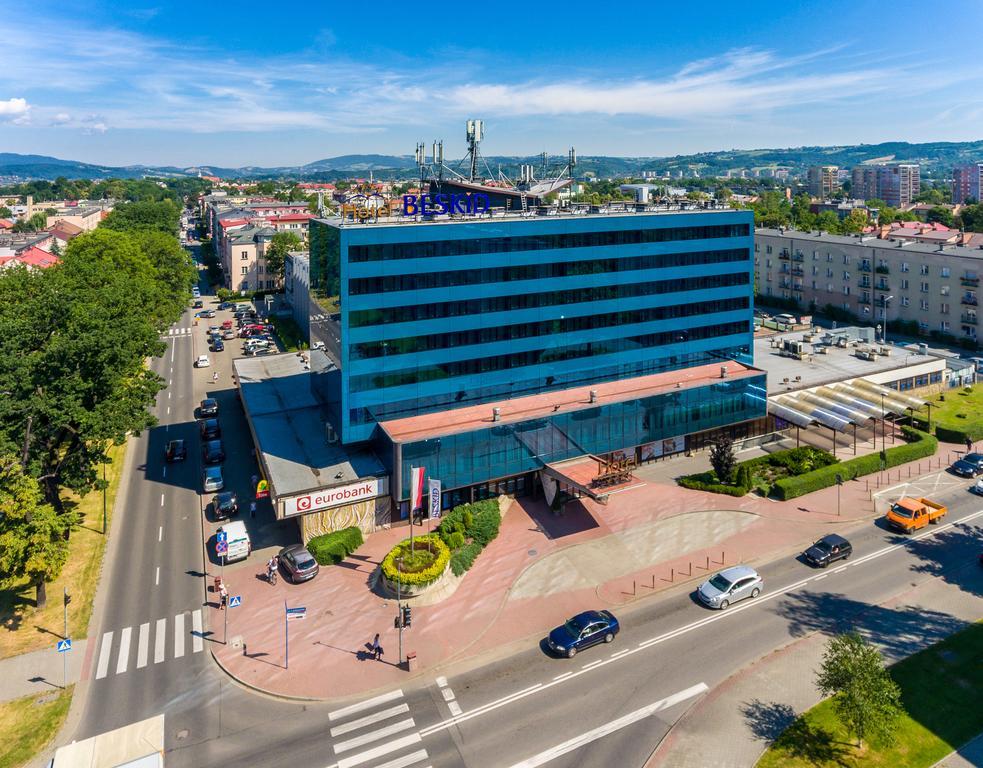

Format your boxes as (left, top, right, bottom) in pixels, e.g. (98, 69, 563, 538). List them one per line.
(160, 493, 165, 507)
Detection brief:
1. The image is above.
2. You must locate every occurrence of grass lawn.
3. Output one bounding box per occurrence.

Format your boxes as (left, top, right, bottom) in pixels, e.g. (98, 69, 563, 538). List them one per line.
(0, 441, 127, 659)
(0, 686, 73, 768)
(757, 621, 983, 768)
(926, 385, 983, 436)
(271, 315, 305, 352)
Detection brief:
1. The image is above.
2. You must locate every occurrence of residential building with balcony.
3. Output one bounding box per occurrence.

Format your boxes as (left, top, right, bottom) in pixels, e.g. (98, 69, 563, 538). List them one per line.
(807, 166, 839, 198)
(952, 163, 983, 204)
(851, 163, 921, 207)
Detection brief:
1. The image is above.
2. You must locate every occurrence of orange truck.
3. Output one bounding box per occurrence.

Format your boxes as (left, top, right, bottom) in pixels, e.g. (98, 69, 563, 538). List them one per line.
(886, 497, 947, 534)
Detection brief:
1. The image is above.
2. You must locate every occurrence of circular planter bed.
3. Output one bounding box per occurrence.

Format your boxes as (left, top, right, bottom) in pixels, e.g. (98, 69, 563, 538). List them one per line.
(380, 534, 450, 598)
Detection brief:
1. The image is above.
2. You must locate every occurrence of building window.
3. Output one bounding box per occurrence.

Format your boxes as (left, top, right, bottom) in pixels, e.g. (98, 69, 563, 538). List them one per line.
(941, 285, 950, 296)
(920, 299, 930, 310)
(826, 268, 834, 278)
(843, 271, 850, 280)
(766, 245, 773, 254)
(900, 262, 910, 272)
(920, 282, 929, 293)
(941, 303, 950, 314)
(811, 280, 817, 289)
(919, 321, 929, 332)
(920, 265, 929, 275)
(241, 266, 248, 275)
(240, 280, 249, 291)
(930, 371, 942, 384)
(754, 243, 759, 252)
(941, 321, 950, 332)
(766, 259, 772, 268)
(826, 253, 833, 262)
(241, 251, 249, 260)
(812, 250, 818, 259)
(812, 265, 819, 275)
(941, 267, 951, 277)
(862, 305, 871, 315)
(843, 254, 850, 264)
(900, 279, 909, 290)
(827, 283, 834, 292)
(901, 296, 910, 306)
(843, 285, 851, 296)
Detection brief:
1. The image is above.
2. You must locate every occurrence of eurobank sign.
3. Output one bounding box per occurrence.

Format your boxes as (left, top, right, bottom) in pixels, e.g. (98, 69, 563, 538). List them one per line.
(402, 193, 489, 216)
(282, 479, 382, 517)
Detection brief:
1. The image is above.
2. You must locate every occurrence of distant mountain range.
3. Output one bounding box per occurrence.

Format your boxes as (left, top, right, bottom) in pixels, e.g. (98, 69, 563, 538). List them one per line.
(2, 140, 982, 182)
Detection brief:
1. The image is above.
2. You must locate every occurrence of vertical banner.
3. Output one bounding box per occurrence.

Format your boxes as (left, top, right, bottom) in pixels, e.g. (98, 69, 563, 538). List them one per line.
(409, 466, 425, 512)
(428, 479, 442, 519)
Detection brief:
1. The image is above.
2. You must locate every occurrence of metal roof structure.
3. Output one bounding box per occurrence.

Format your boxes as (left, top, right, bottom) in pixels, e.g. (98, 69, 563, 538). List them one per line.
(768, 377, 927, 433)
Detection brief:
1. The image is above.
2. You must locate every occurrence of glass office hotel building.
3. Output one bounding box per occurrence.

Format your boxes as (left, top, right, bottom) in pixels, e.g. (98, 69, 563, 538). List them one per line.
(308, 207, 766, 514)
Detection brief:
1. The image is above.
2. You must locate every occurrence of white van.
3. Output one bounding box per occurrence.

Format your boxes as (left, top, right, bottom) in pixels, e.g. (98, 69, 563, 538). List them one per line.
(217, 520, 251, 562)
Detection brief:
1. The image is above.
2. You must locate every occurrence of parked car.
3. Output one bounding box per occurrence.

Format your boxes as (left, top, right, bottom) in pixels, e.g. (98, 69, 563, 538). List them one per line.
(951, 453, 983, 477)
(199, 397, 219, 417)
(202, 439, 225, 464)
(222, 329, 236, 340)
(278, 544, 320, 583)
(546, 610, 620, 658)
(802, 533, 852, 568)
(211, 339, 225, 352)
(165, 439, 187, 462)
(218, 301, 235, 310)
(211, 491, 238, 519)
(885, 496, 946, 533)
(192, 299, 203, 309)
(194, 354, 210, 368)
(221, 319, 234, 330)
(199, 418, 221, 440)
(199, 309, 216, 319)
(202, 465, 224, 492)
(217, 520, 250, 561)
(208, 325, 221, 335)
(697, 566, 763, 609)
(974, 477, 983, 495)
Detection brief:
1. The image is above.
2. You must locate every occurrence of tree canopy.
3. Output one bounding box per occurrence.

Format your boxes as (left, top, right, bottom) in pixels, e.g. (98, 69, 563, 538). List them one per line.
(102, 199, 181, 235)
(264, 231, 302, 284)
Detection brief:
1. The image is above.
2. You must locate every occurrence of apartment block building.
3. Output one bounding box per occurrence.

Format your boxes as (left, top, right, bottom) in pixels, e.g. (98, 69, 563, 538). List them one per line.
(222, 225, 276, 293)
(755, 227, 983, 343)
(851, 164, 920, 207)
(952, 163, 983, 204)
(807, 166, 839, 198)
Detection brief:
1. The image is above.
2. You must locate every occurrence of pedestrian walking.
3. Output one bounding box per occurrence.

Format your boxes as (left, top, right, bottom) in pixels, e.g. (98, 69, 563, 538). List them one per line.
(371, 633, 383, 661)
(966, 437, 973, 453)
(251, 474, 258, 490)
(250, 500, 257, 518)
(212, 371, 218, 382)
(219, 583, 228, 610)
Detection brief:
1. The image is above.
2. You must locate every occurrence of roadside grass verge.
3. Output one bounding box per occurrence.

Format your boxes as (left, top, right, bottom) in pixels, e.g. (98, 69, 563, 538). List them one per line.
(271, 315, 305, 352)
(0, 441, 127, 658)
(757, 621, 983, 768)
(922, 384, 983, 443)
(0, 686, 73, 768)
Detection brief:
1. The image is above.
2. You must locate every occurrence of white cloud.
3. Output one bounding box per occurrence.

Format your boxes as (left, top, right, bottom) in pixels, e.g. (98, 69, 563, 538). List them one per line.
(0, 97, 30, 124)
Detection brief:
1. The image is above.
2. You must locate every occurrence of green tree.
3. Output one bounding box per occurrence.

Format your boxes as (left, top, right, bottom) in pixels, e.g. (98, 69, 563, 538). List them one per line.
(841, 209, 868, 234)
(958, 203, 983, 232)
(816, 632, 904, 749)
(102, 200, 180, 235)
(0, 455, 76, 608)
(913, 187, 945, 205)
(816, 210, 842, 233)
(0, 206, 11, 218)
(709, 436, 737, 484)
(927, 206, 954, 226)
(264, 231, 302, 285)
(791, 193, 816, 231)
(49, 240, 61, 256)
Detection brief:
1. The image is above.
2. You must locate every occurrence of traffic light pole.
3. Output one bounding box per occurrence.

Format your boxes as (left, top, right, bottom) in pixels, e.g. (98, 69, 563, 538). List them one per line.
(396, 558, 403, 666)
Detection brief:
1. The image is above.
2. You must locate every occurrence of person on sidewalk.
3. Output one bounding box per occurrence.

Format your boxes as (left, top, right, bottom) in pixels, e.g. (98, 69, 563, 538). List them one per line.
(966, 437, 973, 453)
(212, 371, 219, 382)
(371, 633, 383, 660)
(250, 500, 257, 518)
(219, 583, 228, 610)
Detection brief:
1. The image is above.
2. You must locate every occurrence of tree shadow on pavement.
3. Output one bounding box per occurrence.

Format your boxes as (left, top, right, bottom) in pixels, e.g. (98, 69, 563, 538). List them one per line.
(741, 699, 798, 742)
(771, 591, 969, 663)
(906, 525, 983, 599)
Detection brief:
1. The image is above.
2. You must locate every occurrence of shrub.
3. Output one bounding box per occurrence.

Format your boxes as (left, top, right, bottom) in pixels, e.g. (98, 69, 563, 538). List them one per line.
(446, 530, 466, 549)
(307, 526, 364, 565)
(469, 506, 501, 546)
(381, 534, 450, 587)
(678, 472, 748, 496)
(450, 542, 483, 576)
(774, 428, 936, 500)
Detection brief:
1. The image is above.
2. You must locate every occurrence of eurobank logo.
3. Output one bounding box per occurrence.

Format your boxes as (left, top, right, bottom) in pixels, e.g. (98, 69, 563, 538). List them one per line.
(402, 193, 490, 216)
(283, 479, 381, 517)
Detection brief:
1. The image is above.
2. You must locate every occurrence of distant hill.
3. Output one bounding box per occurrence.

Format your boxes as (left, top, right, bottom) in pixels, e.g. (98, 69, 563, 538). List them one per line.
(1, 140, 981, 182)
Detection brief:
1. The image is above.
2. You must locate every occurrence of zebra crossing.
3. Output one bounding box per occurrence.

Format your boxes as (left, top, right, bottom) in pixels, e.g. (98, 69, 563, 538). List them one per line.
(165, 327, 192, 337)
(328, 689, 432, 768)
(93, 609, 204, 681)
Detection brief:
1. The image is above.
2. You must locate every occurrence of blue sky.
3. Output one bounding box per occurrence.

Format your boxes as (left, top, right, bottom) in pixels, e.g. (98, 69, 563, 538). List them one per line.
(2, 0, 983, 167)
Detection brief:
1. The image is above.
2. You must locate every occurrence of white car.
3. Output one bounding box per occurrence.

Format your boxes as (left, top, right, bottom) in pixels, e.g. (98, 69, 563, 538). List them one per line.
(974, 478, 983, 495)
(194, 355, 210, 368)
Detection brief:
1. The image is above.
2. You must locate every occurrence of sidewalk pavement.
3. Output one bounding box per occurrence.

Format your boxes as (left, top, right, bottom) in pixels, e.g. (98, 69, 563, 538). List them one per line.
(0, 639, 88, 705)
(647, 560, 983, 768)
(207, 439, 973, 701)
(934, 734, 983, 768)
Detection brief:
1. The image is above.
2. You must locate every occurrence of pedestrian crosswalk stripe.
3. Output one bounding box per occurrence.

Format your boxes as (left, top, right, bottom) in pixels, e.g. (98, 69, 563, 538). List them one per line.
(334, 718, 416, 754)
(136, 622, 150, 669)
(329, 689, 405, 721)
(116, 627, 132, 675)
(154, 618, 166, 664)
(192, 609, 203, 653)
(95, 631, 113, 680)
(174, 613, 185, 658)
(329, 703, 410, 738)
(371, 751, 430, 768)
(336, 734, 423, 768)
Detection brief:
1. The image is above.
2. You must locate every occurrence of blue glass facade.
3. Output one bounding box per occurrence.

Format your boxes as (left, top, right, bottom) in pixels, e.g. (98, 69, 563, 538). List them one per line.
(308, 210, 757, 446)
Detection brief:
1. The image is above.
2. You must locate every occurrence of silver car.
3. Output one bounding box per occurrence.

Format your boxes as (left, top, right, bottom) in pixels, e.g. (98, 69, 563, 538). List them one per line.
(202, 465, 224, 492)
(697, 565, 763, 610)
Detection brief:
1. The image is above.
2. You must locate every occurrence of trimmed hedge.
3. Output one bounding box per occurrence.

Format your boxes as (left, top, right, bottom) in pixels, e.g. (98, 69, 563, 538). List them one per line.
(434, 498, 502, 576)
(936, 424, 983, 445)
(678, 446, 837, 497)
(773, 426, 937, 500)
(307, 525, 364, 565)
(450, 542, 483, 576)
(381, 534, 450, 587)
(678, 471, 749, 496)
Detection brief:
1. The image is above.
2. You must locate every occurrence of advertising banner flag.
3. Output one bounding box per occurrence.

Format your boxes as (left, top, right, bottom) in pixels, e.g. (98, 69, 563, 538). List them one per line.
(428, 479, 442, 519)
(410, 466, 425, 512)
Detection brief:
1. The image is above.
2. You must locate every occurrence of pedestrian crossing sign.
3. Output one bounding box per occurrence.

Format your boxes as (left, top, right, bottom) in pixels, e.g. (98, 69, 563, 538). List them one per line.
(57, 638, 72, 653)
(229, 595, 242, 608)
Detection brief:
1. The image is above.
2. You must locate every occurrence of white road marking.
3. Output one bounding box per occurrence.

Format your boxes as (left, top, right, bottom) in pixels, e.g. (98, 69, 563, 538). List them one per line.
(154, 618, 166, 663)
(336, 734, 422, 768)
(160, 493, 165, 507)
(170, 345, 175, 363)
(581, 659, 605, 671)
(610, 649, 632, 660)
(162, 466, 166, 479)
(116, 626, 132, 674)
(168, 391, 171, 399)
(507, 683, 709, 768)
(328, 689, 404, 722)
(155, 567, 160, 586)
(418, 508, 983, 739)
(166, 406, 170, 415)
(370, 750, 430, 768)
(95, 631, 113, 680)
(329, 703, 411, 738)
(435, 676, 447, 687)
(136, 622, 150, 668)
(174, 613, 185, 658)
(815, 574, 828, 580)
(192, 609, 203, 652)
(158, 525, 163, 542)
(334, 719, 415, 753)
(448, 701, 462, 717)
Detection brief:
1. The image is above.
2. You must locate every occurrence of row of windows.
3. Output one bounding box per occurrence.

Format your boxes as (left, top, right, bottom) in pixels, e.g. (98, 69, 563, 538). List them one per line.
(759, 244, 972, 278)
(348, 223, 750, 262)
(350, 297, 750, 359)
(349, 248, 749, 295)
(350, 271, 750, 328)
(349, 321, 748, 392)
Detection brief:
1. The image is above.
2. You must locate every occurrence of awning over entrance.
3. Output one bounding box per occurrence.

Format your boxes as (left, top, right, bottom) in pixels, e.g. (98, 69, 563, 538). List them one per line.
(541, 454, 646, 503)
(767, 377, 928, 432)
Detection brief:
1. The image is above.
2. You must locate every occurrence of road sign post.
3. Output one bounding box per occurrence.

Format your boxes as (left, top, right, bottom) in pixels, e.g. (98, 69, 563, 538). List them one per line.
(284, 605, 306, 669)
(226, 594, 241, 646)
(62, 589, 70, 689)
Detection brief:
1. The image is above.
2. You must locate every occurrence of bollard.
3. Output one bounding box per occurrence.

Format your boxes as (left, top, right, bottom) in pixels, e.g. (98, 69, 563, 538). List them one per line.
(405, 651, 417, 672)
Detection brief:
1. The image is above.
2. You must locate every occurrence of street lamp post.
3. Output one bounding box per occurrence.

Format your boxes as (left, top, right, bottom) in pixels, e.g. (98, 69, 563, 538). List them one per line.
(881, 393, 886, 452)
(102, 460, 107, 535)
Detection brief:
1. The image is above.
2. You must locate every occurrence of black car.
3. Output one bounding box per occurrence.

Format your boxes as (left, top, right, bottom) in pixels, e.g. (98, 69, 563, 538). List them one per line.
(200, 398, 219, 417)
(199, 418, 221, 440)
(165, 439, 187, 462)
(278, 544, 320, 583)
(212, 491, 238, 519)
(803, 533, 852, 567)
(211, 339, 225, 352)
(218, 301, 235, 310)
(202, 439, 225, 464)
(192, 299, 203, 309)
(547, 610, 620, 658)
(951, 452, 983, 477)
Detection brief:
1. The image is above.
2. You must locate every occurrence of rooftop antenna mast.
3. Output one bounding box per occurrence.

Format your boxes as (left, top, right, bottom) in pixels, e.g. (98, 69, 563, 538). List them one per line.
(466, 119, 483, 182)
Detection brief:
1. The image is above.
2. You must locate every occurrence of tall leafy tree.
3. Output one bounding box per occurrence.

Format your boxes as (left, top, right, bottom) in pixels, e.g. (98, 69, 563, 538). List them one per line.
(0, 455, 76, 608)
(264, 231, 302, 285)
(709, 436, 736, 483)
(102, 200, 180, 235)
(816, 632, 904, 748)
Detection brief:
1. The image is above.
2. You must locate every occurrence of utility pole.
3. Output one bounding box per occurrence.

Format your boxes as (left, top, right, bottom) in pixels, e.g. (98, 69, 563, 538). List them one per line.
(63, 589, 70, 689)
(102, 460, 107, 535)
(397, 561, 403, 666)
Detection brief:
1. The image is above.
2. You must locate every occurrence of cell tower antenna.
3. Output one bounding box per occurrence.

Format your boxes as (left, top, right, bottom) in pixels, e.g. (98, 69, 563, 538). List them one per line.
(466, 119, 483, 182)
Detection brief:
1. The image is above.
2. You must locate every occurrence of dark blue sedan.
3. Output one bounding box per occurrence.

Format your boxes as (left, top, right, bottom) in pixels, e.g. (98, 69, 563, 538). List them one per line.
(951, 454, 983, 477)
(547, 610, 620, 658)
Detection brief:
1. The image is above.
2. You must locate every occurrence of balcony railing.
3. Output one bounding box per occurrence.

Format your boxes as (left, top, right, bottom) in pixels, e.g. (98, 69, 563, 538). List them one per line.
(961, 296, 979, 306)
(792, 253, 805, 262)
(875, 265, 890, 274)
(859, 263, 872, 273)
(876, 282, 890, 291)
(779, 250, 791, 260)
(961, 314, 978, 325)
(858, 280, 872, 289)
(791, 267, 805, 276)
(961, 276, 980, 287)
